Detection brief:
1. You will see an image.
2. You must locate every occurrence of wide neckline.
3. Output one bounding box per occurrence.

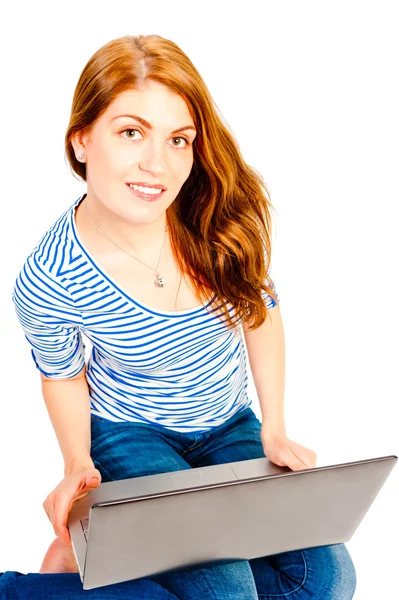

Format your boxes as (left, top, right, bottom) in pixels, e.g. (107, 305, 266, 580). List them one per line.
(69, 194, 216, 318)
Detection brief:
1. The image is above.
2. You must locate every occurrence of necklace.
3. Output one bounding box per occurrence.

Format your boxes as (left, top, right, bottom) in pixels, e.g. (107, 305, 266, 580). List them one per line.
(84, 199, 169, 288)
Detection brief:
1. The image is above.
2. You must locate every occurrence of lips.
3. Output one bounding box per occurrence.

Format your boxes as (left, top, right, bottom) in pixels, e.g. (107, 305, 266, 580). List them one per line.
(126, 183, 165, 202)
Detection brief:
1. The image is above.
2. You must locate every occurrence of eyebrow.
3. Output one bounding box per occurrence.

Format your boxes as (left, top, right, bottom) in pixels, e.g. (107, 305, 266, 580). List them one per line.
(112, 114, 196, 134)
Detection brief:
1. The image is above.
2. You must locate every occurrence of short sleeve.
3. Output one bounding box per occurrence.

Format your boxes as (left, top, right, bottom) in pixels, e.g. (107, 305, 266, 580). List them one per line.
(259, 239, 280, 309)
(261, 279, 280, 309)
(12, 255, 86, 380)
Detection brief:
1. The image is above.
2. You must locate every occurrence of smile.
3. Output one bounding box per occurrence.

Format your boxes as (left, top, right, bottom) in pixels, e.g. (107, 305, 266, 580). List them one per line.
(126, 183, 165, 202)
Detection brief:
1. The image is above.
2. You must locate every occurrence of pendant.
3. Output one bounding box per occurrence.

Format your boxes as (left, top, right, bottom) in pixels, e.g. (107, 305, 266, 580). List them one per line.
(155, 274, 167, 287)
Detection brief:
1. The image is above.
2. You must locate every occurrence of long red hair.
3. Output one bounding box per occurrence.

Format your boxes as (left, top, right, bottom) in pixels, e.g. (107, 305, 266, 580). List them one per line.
(65, 34, 278, 331)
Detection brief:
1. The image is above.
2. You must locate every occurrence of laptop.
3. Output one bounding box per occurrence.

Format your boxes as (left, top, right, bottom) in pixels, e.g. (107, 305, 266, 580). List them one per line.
(67, 454, 397, 590)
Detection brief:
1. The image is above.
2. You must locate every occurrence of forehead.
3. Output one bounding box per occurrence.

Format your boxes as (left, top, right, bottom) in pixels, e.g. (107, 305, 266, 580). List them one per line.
(105, 84, 194, 126)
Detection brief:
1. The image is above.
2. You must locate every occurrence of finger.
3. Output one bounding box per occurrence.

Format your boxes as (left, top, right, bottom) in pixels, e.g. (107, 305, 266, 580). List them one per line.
(84, 475, 101, 488)
(264, 437, 307, 471)
(282, 447, 308, 471)
(288, 445, 314, 469)
(76, 471, 101, 489)
(52, 492, 75, 546)
(288, 441, 317, 468)
(289, 439, 316, 459)
(73, 477, 100, 501)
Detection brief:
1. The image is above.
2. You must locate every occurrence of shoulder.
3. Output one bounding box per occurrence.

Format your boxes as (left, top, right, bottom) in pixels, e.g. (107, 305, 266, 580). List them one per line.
(29, 200, 76, 273)
(12, 199, 81, 314)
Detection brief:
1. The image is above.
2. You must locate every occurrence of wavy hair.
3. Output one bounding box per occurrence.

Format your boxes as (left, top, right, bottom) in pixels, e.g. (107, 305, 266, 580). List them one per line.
(65, 34, 279, 332)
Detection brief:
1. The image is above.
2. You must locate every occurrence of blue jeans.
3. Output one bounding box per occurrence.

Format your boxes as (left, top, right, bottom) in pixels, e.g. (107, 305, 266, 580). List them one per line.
(1, 406, 357, 599)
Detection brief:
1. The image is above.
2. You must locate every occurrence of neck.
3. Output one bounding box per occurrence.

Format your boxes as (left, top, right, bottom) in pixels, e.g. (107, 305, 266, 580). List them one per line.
(82, 192, 168, 257)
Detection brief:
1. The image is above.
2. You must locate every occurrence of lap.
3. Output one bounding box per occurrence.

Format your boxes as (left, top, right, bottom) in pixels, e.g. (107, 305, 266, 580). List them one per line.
(89, 413, 260, 598)
(89, 411, 357, 599)
(89, 407, 263, 481)
(89, 407, 263, 480)
(187, 410, 356, 599)
(90, 416, 193, 481)
(187, 406, 265, 467)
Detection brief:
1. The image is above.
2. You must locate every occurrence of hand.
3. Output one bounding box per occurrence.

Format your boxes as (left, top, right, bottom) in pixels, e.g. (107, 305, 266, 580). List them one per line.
(42, 466, 102, 547)
(261, 426, 317, 471)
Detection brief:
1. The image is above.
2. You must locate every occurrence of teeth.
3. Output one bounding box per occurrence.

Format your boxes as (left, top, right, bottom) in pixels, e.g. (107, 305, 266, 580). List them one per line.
(129, 184, 163, 195)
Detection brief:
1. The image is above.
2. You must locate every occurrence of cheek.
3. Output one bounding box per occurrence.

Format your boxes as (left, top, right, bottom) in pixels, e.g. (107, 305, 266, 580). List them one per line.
(170, 151, 194, 180)
(96, 133, 134, 169)
(87, 140, 119, 176)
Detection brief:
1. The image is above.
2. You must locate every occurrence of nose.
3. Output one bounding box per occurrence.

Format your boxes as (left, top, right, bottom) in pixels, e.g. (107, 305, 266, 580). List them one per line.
(138, 138, 167, 176)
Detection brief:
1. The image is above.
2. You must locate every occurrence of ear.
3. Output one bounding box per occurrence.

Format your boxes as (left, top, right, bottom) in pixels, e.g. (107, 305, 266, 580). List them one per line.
(70, 130, 90, 160)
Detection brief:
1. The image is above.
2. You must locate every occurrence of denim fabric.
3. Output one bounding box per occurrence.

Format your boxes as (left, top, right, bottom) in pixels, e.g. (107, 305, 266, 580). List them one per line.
(1, 406, 357, 599)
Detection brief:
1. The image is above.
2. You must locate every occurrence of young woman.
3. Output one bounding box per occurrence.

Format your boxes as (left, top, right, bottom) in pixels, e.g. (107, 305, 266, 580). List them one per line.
(7, 34, 357, 599)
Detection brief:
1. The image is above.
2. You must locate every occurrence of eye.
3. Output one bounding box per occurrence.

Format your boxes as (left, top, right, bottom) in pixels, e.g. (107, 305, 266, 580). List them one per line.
(120, 128, 192, 149)
(121, 128, 143, 140)
(170, 136, 190, 149)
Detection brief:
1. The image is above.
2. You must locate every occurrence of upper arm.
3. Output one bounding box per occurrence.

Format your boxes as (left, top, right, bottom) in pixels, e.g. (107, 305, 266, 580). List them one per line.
(12, 256, 86, 381)
(243, 302, 280, 336)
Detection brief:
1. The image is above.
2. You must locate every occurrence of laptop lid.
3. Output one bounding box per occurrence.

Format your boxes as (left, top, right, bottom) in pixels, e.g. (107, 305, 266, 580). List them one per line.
(68, 454, 397, 590)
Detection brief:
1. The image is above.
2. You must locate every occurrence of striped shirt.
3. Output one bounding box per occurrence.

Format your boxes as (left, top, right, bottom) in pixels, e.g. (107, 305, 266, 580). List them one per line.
(11, 194, 279, 432)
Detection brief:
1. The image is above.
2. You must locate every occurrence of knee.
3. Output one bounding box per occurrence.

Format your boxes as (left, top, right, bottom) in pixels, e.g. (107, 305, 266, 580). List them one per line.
(0, 571, 21, 596)
(330, 543, 357, 599)
(309, 543, 357, 599)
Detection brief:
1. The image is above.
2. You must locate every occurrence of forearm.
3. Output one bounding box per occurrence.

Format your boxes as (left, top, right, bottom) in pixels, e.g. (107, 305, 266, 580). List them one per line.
(243, 304, 287, 435)
(41, 370, 94, 476)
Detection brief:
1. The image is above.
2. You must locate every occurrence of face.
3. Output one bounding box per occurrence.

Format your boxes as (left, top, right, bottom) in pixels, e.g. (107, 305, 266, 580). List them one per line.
(72, 80, 197, 226)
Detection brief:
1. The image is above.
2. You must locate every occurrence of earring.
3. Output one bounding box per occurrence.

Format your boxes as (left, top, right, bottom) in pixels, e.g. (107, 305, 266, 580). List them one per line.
(77, 152, 86, 161)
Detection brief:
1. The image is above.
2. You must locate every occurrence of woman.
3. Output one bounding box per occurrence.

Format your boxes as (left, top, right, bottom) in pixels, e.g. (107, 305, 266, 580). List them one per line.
(7, 34, 357, 599)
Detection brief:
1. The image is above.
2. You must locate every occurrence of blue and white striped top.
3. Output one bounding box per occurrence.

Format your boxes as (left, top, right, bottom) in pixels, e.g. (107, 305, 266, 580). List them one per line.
(12, 194, 279, 432)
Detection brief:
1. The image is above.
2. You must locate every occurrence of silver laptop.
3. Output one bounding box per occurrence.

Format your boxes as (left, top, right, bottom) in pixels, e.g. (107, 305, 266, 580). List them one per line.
(68, 454, 397, 590)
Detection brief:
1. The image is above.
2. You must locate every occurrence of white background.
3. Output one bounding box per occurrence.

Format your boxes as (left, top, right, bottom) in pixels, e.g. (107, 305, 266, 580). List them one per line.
(1, 1, 398, 598)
